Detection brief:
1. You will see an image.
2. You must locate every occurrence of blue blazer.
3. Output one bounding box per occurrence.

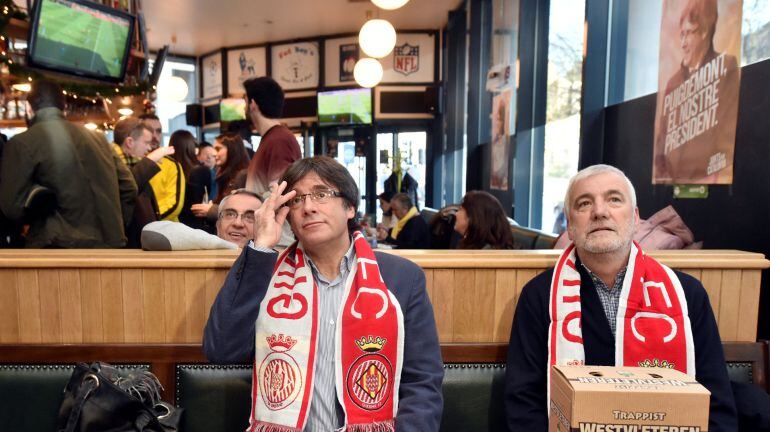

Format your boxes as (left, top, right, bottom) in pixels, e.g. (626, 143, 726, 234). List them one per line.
(204, 246, 444, 431)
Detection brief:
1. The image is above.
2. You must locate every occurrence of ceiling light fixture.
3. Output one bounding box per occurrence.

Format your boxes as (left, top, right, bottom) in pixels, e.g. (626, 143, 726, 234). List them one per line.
(354, 58, 383, 88)
(158, 76, 189, 102)
(12, 83, 31, 92)
(371, 0, 409, 10)
(359, 19, 397, 58)
(117, 107, 134, 116)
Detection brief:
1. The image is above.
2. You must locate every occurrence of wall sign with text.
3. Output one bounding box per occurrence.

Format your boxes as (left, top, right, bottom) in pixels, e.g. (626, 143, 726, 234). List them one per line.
(270, 42, 320, 90)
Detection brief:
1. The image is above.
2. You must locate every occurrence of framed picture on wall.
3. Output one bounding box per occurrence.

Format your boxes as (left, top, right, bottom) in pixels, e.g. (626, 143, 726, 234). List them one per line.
(201, 51, 223, 100)
(270, 41, 320, 90)
(227, 46, 267, 95)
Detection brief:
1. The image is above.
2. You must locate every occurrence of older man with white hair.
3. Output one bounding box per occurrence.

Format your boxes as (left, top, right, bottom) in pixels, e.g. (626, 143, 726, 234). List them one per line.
(503, 164, 736, 431)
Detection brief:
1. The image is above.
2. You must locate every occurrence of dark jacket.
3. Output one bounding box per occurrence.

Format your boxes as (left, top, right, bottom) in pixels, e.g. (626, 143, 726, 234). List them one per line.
(179, 164, 213, 232)
(112, 145, 161, 249)
(504, 265, 737, 432)
(0, 108, 136, 248)
(203, 247, 444, 431)
(386, 215, 431, 249)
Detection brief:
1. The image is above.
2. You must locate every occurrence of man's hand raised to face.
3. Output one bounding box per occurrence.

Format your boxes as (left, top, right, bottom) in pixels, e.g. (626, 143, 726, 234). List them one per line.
(252, 181, 297, 249)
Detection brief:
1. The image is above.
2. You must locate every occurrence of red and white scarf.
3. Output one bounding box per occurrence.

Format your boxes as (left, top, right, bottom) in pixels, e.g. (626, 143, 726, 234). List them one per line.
(249, 232, 404, 432)
(547, 241, 695, 398)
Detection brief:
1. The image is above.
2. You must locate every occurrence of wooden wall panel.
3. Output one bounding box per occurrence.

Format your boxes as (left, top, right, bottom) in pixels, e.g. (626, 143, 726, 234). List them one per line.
(737, 270, 761, 342)
(80, 270, 104, 342)
(492, 270, 518, 343)
(0, 270, 19, 343)
(718, 270, 743, 341)
(0, 250, 766, 344)
(142, 270, 166, 343)
(38, 270, 62, 343)
(121, 269, 144, 343)
(59, 270, 83, 342)
(16, 270, 41, 342)
(101, 270, 124, 342)
(700, 270, 723, 322)
(430, 270, 455, 341)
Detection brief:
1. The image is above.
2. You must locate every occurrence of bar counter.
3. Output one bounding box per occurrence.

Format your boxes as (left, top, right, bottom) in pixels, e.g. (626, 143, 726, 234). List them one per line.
(0, 248, 766, 345)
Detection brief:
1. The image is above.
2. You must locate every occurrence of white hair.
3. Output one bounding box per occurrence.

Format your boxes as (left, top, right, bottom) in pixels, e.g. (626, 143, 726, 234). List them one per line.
(563, 164, 637, 214)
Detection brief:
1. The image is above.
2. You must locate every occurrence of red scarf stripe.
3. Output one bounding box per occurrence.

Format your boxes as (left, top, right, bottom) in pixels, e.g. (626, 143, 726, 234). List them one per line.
(549, 243, 576, 366)
(295, 255, 318, 429)
(562, 279, 581, 286)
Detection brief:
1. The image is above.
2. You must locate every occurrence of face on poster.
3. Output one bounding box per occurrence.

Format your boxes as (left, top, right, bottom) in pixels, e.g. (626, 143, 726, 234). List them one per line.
(202, 52, 223, 100)
(490, 88, 512, 191)
(227, 47, 267, 94)
(271, 42, 320, 90)
(652, 0, 742, 184)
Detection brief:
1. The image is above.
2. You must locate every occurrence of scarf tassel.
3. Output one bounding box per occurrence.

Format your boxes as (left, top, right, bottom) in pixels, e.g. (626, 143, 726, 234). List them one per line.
(343, 419, 396, 432)
(252, 421, 302, 432)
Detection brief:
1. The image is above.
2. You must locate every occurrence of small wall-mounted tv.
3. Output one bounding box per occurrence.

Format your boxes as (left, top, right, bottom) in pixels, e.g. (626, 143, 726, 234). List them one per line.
(220, 98, 246, 122)
(27, 0, 135, 83)
(317, 88, 372, 126)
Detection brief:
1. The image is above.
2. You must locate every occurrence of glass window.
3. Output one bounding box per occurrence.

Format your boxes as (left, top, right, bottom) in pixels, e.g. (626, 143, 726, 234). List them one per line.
(541, 0, 585, 233)
(152, 56, 197, 145)
(743, 0, 770, 65)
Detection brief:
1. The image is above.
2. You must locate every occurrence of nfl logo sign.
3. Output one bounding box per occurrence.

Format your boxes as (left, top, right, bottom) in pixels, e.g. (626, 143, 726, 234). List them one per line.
(394, 43, 419, 76)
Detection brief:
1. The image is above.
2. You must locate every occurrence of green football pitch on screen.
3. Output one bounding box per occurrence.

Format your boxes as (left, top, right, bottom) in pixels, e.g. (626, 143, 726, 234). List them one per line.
(33, 0, 130, 78)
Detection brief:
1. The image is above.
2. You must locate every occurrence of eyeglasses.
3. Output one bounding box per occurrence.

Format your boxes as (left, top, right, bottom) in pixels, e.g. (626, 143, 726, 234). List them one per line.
(219, 209, 256, 224)
(286, 189, 343, 209)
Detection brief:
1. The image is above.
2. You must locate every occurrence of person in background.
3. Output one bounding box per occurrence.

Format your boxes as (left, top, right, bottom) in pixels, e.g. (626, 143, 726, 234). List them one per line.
(244, 77, 301, 198)
(190, 133, 249, 223)
(0, 79, 137, 248)
(203, 156, 443, 431)
(377, 191, 398, 231)
(454, 190, 515, 249)
(139, 113, 163, 149)
(226, 119, 255, 159)
(171, 130, 212, 231)
(504, 164, 736, 431)
(215, 189, 262, 247)
(112, 116, 174, 248)
(377, 192, 431, 249)
(197, 141, 218, 202)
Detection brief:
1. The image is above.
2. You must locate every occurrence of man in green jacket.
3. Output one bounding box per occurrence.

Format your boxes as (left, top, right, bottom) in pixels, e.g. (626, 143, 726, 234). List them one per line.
(0, 79, 137, 248)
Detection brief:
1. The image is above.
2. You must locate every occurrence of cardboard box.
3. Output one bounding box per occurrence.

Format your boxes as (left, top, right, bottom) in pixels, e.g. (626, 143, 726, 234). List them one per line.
(550, 365, 710, 432)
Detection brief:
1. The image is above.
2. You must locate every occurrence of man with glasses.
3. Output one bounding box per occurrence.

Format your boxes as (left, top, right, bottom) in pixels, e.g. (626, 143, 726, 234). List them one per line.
(216, 189, 261, 247)
(204, 156, 443, 431)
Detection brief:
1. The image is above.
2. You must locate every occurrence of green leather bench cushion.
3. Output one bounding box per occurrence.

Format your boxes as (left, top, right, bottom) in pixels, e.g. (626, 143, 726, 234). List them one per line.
(0, 364, 148, 432)
(176, 363, 507, 432)
(176, 364, 252, 432)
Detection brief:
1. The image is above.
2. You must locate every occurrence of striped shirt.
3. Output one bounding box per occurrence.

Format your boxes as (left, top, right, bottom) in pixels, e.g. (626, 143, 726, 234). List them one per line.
(581, 264, 627, 337)
(304, 243, 355, 431)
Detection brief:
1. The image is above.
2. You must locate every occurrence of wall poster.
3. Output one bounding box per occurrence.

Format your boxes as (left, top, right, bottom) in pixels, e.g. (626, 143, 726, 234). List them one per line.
(490, 88, 512, 190)
(270, 41, 320, 90)
(227, 46, 267, 95)
(653, 0, 742, 184)
(201, 51, 223, 100)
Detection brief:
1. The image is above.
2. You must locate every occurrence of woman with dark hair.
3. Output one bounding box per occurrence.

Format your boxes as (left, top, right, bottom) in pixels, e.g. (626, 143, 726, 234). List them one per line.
(191, 132, 249, 223)
(173, 130, 214, 231)
(454, 190, 515, 249)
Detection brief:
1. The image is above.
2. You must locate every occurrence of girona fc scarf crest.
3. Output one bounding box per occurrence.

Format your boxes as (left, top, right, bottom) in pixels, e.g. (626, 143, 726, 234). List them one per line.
(249, 232, 404, 432)
(547, 242, 695, 404)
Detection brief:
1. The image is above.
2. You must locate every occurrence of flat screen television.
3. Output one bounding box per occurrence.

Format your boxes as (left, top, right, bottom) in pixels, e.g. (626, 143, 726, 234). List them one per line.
(317, 88, 372, 125)
(27, 0, 135, 83)
(220, 98, 246, 122)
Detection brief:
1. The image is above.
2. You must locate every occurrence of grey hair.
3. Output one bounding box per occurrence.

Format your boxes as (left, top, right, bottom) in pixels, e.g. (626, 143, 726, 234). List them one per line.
(217, 188, 262, 218)
(563, 164, 637, 214)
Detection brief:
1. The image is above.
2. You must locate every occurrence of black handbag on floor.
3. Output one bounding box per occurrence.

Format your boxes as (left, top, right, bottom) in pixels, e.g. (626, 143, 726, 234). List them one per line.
(56, 362, 181, 432)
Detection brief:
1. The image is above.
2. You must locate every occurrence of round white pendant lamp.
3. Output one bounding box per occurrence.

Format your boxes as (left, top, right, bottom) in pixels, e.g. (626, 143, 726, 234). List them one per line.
(358, 19, 397, 58)
(371, 0, 409, 10)
(354, 58, 383, 88)
(158, 76, 189, 102)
